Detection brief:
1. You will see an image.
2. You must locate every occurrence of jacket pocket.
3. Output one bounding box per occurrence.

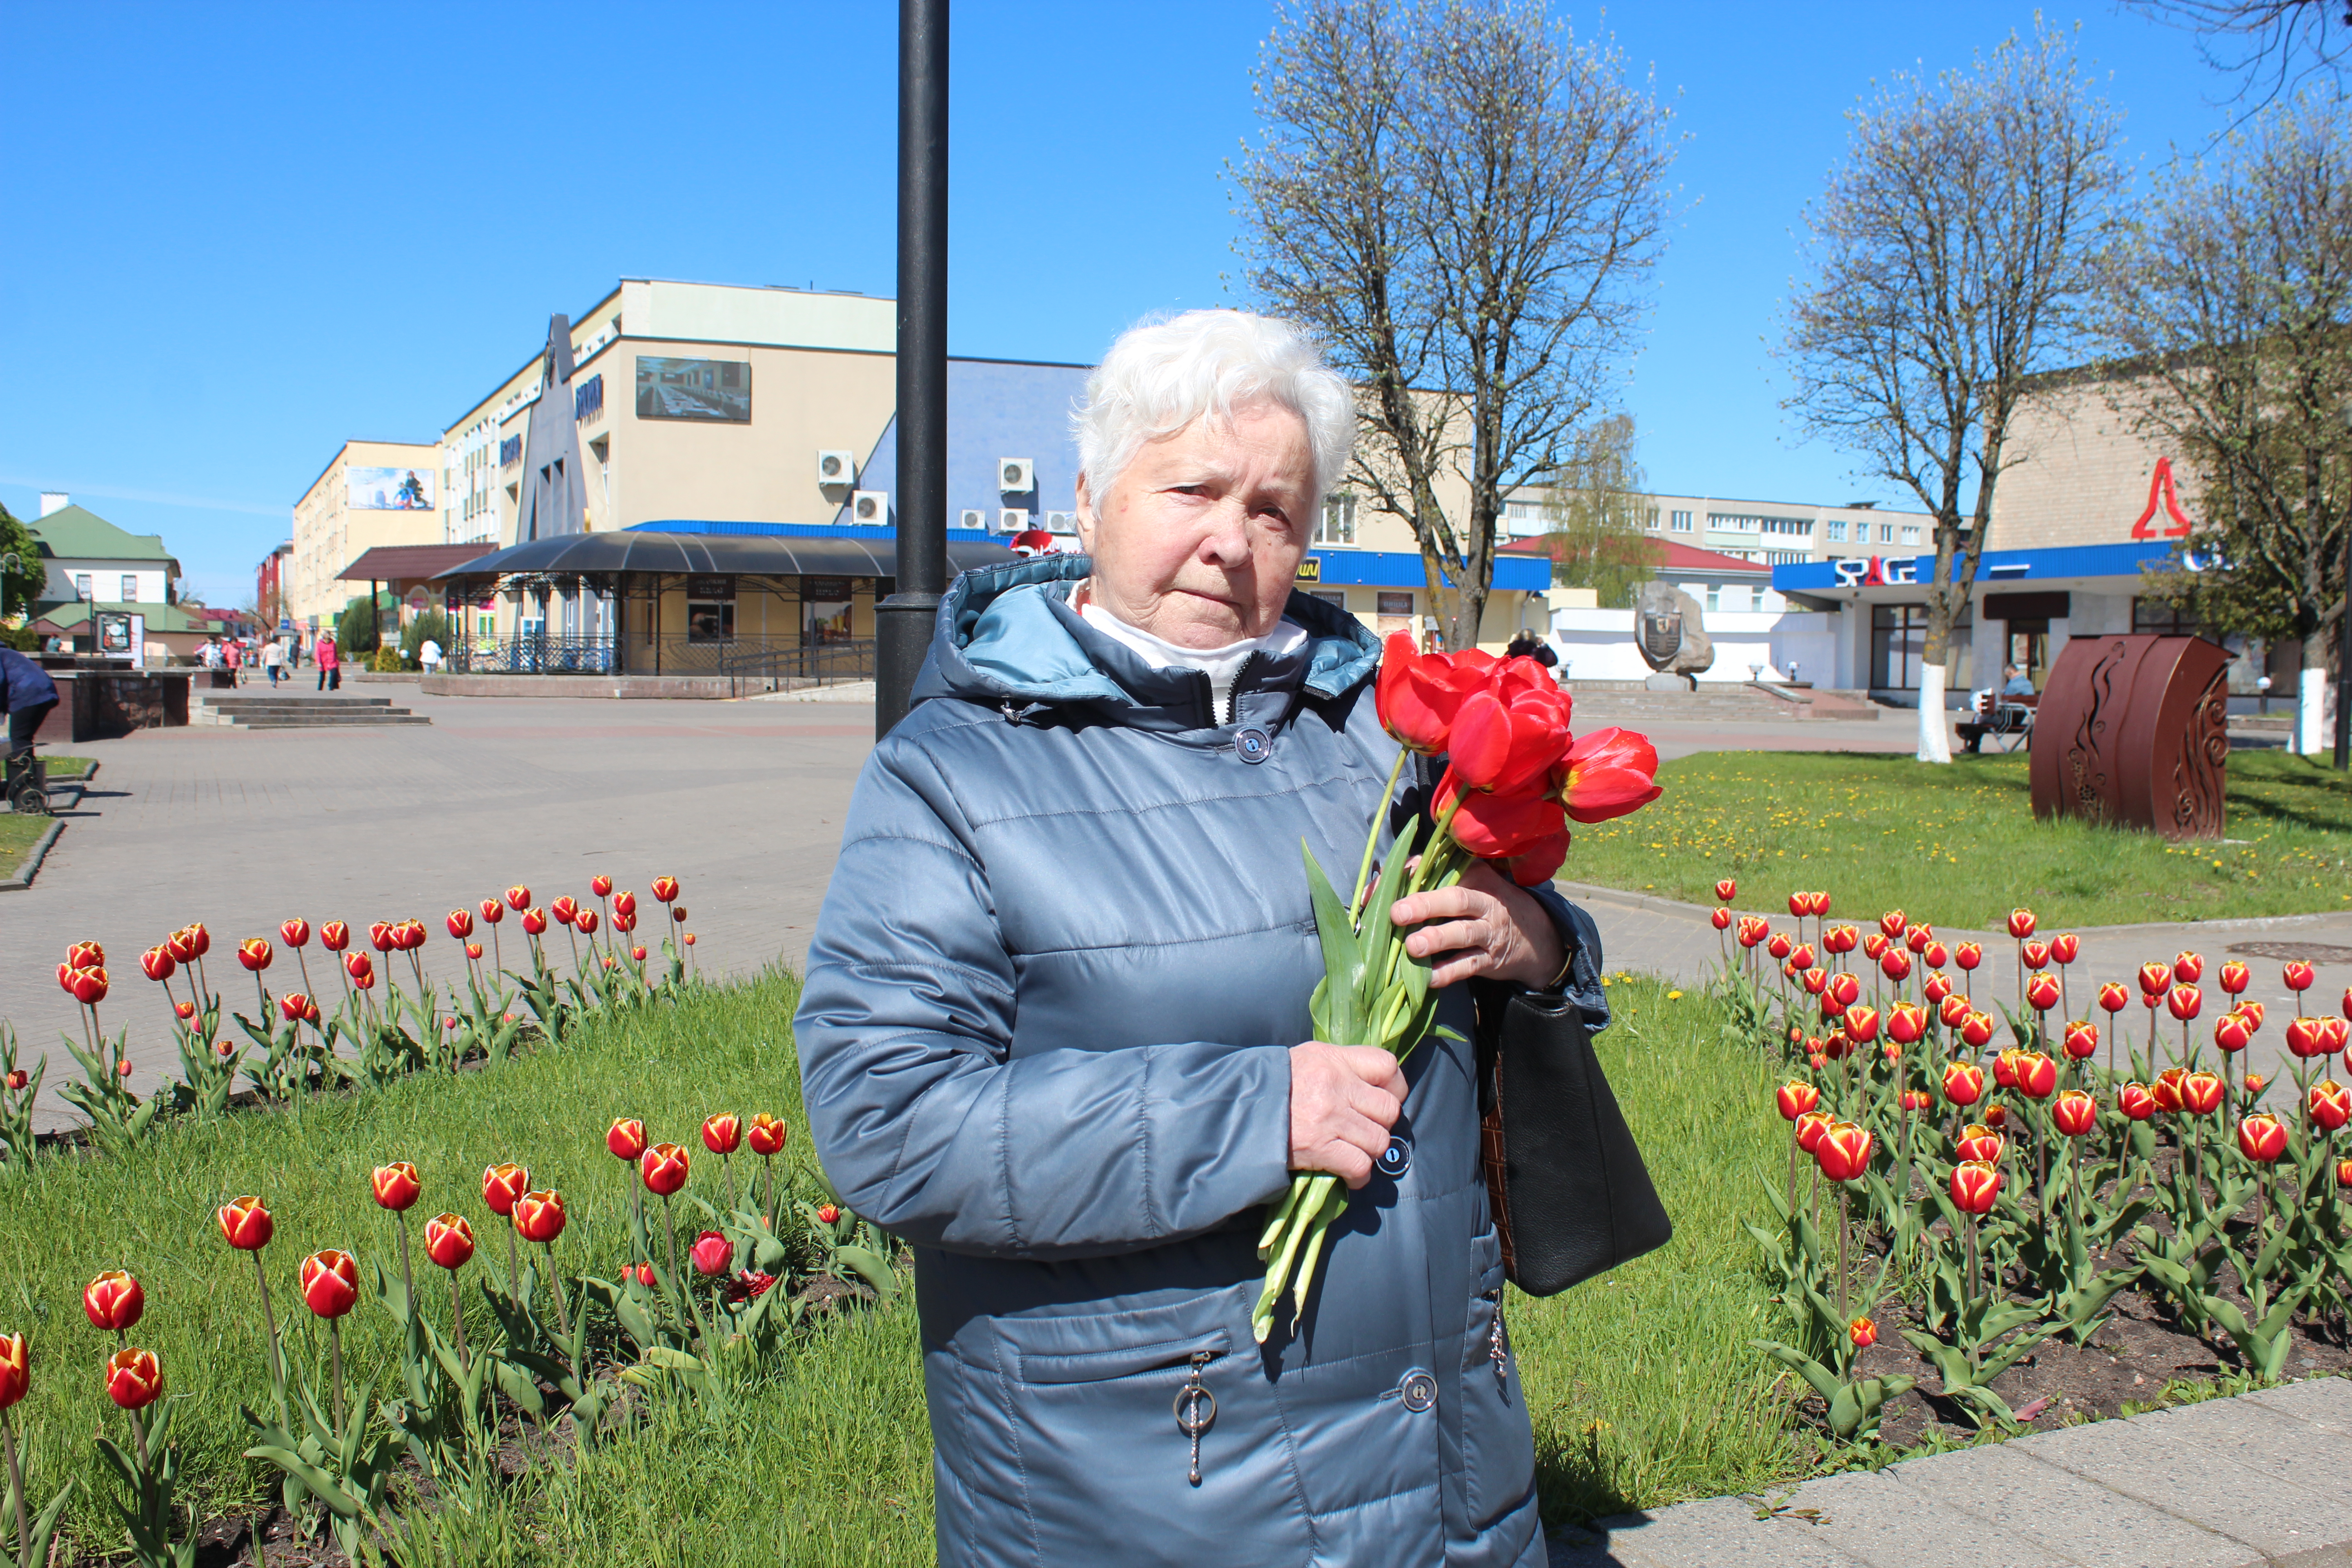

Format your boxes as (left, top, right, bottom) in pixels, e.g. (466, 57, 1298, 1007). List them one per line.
(1461, 1227, 1537, 1532)
(979, 1287, 1319, 1566)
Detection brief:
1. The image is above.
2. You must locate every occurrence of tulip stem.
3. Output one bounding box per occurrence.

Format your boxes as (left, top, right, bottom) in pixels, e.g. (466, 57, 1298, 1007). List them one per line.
(395, 1215, 416, 1325)
(1350, 747, 1414, 917)
(328, 1318, 347, 1430)
(450, 1269, 470, 1374)
(1836, 1185, 1851, 1328)
(130, 1405, 151, 1478)
(1784, 1132, 1799, 1220)
(723, 1152, 738, 1213)
(2, 1412, 28, 1568)
(251, 1252, 286, 1402)
(661, 1194, 689, 1339)
(542, 1242, 575, 1371)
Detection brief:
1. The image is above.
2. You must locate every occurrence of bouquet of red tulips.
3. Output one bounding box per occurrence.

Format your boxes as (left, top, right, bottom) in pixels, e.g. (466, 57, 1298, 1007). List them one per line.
(1252, 635, 1661, 1341)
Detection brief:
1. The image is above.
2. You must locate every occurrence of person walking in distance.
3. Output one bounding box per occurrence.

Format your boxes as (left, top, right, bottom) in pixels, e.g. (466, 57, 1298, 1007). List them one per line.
(315, 629, 340, 692)
(261, 636, 285, 687)
(224, 637, 243, 686)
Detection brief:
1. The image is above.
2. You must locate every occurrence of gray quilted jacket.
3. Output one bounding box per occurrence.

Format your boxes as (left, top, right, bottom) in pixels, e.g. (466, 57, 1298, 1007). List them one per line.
(796, 554, 1607, 1566)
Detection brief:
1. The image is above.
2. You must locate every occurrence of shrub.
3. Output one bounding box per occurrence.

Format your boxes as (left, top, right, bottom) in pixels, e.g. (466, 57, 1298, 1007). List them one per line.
(400, 609, 452, 664)
(336, 595, 380, 655)
(370, 646, 407, 673)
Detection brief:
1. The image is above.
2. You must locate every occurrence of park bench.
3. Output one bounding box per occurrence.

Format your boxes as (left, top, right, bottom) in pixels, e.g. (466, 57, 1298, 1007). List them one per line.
(1956, 689, 2036, 753)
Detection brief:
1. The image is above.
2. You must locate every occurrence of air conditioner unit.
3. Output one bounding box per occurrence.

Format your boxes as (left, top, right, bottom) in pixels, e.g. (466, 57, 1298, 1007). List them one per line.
(958, 509, 988, 530)
(998, 458, 1035, 493)
(1042, 510, 1078, 530)
(816, 450, 856, 487)
(999, 508, 1031, 532)
(852, 490, 889, 524)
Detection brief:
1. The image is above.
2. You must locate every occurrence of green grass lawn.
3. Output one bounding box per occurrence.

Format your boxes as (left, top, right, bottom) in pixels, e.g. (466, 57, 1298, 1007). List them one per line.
(0, 970, 1796, 1562)
(0, 813, 52, 864)
(1566, 749, 2352, 930)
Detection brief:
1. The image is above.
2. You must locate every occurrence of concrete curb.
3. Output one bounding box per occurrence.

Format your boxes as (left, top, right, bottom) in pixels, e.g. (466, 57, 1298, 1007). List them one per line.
(1553, 879, 2352, 941)
(1549, 1376, 2352, 1568)
(0, 818, 64, 892)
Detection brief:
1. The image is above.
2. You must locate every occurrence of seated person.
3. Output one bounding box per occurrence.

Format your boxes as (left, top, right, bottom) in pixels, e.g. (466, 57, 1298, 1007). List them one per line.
(2001, 663, 2037, 697)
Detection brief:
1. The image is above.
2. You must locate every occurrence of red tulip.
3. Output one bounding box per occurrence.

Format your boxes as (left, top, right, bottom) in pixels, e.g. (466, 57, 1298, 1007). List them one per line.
(631, 1262, 656, 1287)
(1710, 907, 1732, 931)
(176, 923, 211, 960)
(65, 966, 108, 1006)
(1955, 1125, 2004, 1163)
(2013, 1051, 2057, 1099)
(424, 1213, 475, 1269)
(652, 877, 681, 903)
(1786, 892, 1807, 918)
(2168, 985, 2202, 1022)
(748, 1112, 789, 1155)
(575, 908, 600, 936)
(466, 941, 485, 960)
(2279, 960, 2316, 994)
(640, 1142, 690, 1196)
(300, 1250, 359, 1318)
(1376, 634, 1489, 754)
(1874, 910, 1902, 940)
(2216, 960, 2250, 995)
(2239, 1000, 2266, 1031)
(513, 1190, 566, 1244)
(139, 946, 175, 983)
(2097, 982, 2128, 1015)
(1924, 973, 1953, 1005)
(684, 933, 696, 946)
(2138, 961, 2171, 997)
(105, 1347, 162, 1410)
(1923, 942, 1950, 970)
(1955, 941, 1982, 971)
(1549, 726, 1662, 824)
(1714, 878, 1737, 902)
(2173, 951, 2204, 985)
(1814, 1121, 1873, 1182)
(690, 1230, 732, 1276)
(1769, 931, 1795, 962)
(84, 1270, 145, 1333)
(1735, 916, 1766, 949)
(1842, 1006, 1879, 1046)
(401, 918, 430, 951)
(1936, 990, 1971, 1029)
(218, 1196, 273, 1250)
(2049, 933, 2079, 966)
(279, 919, 310, 951)
(1906, 923, 1933, 955)
(1777, 1081, 1821, 1121)
(590, 873, 614, 899)
(2063, 1020, 2098, 1061)
(1960, 1011, 1996, 1049)
(816, 1203, 843, 1225)
(2053, 1089, 2097, 1137)
(1862, 934, 1888, 965)
(446, 909, 474, 940)
(371, 1162, 421, 1212)
(1949, 1161, 2002, 1215)
(0, 1335, 24, 1410)
(344, 952, 373, 982)
(2006, 909, 2036, 940)
(1880, 948, 1912, 983)
(1848, 1315, 1877, 1350)
(2025, 973, 2060, 1013)
(2286, 1017, 2329, 1058)
(482, 1162, 529, 1217)
(174, 1000, 196, 1020)
(1887, 1002, 1926, 1045)
(2328, 1018, 2352, 1054)
(479, 898, 504, 926)
(2309, 1080, 2349, 1133)
(1900, 1088, 1932, 1112)
(367, 921, 394, 953)
(1942, 1061, 1985, 1106)
(607, 1117, 647, 1161)
(1794, 1110, 1831, 1154)
(278, 992, 310, 1023)
(2021, 939, 2051, 972)
(2338, 1158, 2352, 1190)
(702, 1113, 743, 1155)
(2237, 1113, 2288, 1164)
(1826, 972, 1860, 1010)
(3, 1071, 23, 1091)
(612, 890, 637, 919)
(1823, 925, 1858, 956)
(2215, 1012, 2254, 1055)
(2152, 1068, 2187, 1113)
(320, 921, 349, 952)
(65, 941, 103, 970)
(523, 907, 549, 935)
(2119, 1082, 2157, 1121)
(2180, 1071, 2225, 1116)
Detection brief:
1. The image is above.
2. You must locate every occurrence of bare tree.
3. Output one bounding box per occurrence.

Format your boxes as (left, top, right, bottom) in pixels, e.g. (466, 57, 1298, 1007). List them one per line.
(1536, 413, 1661, 608)
(1235, 0, 1674, 650)
(2098, 93, 2352, 753)
(1783, 24, 2127, 763)
(2122, 0, 2350, 103)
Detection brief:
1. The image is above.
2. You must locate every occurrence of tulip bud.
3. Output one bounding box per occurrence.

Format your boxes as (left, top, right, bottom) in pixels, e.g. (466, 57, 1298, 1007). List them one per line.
(748, 1113, 788, 1156)
(2, 1071, 23, 1092)
(1942, 1061, 1985, 1107)
(2026, 973, 2060, 1013)
(1842, 1005, 1880, 1044)
(1880, 948, 1912, 983)
(675, 906, 690, 923)
(1862, 933, 1888, 963)
(690, 1230, 731, 1275)
(2063, 1020, 2098, 1060)
(1949, 1160, 2002, 1215)
(0, 1335, 24, 1411)
(2181, 1071, 2225, 1116)
(1814, 1121, 1873, 1183)
(1787, 892, 1806, 917)
(514, 1190, 567, 1245)
(2138, 962, 2170, 997)
(479, 898, 504, 926)
(466, 942, 484, 960)
(2286, 1017, 2328, 1058)
(2215, 1012, 2254, 1055)
(1984, 1104, 2008, 1130)
(140, 946, 175, 983)
(217, 1195, 273, 1250)
(2215, 960, 2249, 995)
(640, 1142, 690, 1196)
(299, 1250, 359, 1318)
(2118, 1082, 2156, 1120)
(2050, 933, 2078, 965)
(1848, 1315, 1877, 1350)
(2173, 951, 2204, 985)
(1924, 973, 1952, 1005)
(447, 909, 474, 940)
(105, 1347, 162, 1410)
(613, 890, 637, 919)
(652, 877, 681, 903)
(2006, 909, 2036, 940)
(2313, 1080, 2351, 1133)
(1960, 1011, 1995, 1049)
(2338, 1158, 2352, 1191)
(1714, 878, 1736, 902)
(1900, 1089, 1932, 1112)
(608, 1117, 647, 1161)
(116, 1057, 132, 1079)
(482, 1162, 529, 1217)
(2237, 1113, 2288, 1164)
(1710, 907, 1731, 931)
(344, 952, 372, 981)
(576, 909, 600, 936)
(83, 1270, 145, 1333)
(2282, 960, 2316, 992)
(817, 1203, 843, 1225)
(65, 941, 104, 970)
(1955, 942, 1982, 971)
(2168, 985, 2202, 1022)
(1878, 910, 1906, 940)
(1788, 943, 1816, 973)
(2053, 1089, 2097, 1137)
(1768, 931, 1794, 961)
(523, 907, 548, 935)
(2021, 939, 2050, 972)
(2097, 982, 2128, 1015)
(591, 874, 613, 898)
(1776, 1082, 1820, 1121)
(2244, 1073, 2267, 1097)
(684, 933, 696, 946)
(424, 1213, 475, 1269)
(320, 921, 349, 951)
(372, 1162, 421, 1212)
(632, 1261, 656, 1287)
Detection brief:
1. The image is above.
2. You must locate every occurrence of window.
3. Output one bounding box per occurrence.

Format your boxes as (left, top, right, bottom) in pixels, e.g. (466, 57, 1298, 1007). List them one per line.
(1645, 508, 1660, 532)
(74, 574, 91, 600)
(1376, 591, 1414, 617)
(1879, 523, 1895, 544)
(1705, 584, 1721, 612)
(804, 576, 853, 642)
(1709, 514, 1759, 534)
(1669, 510, 1692, 532)
(1307, 590, 1346, 608)
(1900, 526, 1921, 545)
(686, 574, 735, 644)
(2132, 598, 2200, 637)
(120, 575, 138, 602)
(1317, 495, 1357, 546)
(1872, 604, 1931, 689)
(1825, 519, 1847, 543)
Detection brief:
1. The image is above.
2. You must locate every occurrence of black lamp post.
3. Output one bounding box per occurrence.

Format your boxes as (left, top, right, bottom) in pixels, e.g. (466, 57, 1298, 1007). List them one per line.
(2337, 400, 2352, 770)
(875, 0, 950, 741)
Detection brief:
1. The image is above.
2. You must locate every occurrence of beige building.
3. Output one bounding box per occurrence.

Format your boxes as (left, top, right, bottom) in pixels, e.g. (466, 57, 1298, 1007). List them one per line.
(289, 440, 442, 632)
(1985, 370, 2195, 553)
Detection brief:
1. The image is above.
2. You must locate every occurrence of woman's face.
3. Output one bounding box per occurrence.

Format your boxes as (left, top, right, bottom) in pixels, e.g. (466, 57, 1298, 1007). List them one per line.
(1074, 401, 1313, 649)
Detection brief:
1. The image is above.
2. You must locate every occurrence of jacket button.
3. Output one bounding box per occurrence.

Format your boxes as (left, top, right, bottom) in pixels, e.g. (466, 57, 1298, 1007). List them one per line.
(1376, 1137, 1410, 1178)
(1234, 727, 1270, 764)
(1398, 1371, 1437, 1413)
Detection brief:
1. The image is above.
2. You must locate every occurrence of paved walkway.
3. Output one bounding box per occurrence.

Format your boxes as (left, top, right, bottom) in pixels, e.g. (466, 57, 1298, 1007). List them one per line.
(1550, 1374, 2352, 1568)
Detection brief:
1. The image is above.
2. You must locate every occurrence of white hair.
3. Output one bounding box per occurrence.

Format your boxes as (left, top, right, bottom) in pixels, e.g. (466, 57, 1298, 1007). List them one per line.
(1072, 309, 1357, 516)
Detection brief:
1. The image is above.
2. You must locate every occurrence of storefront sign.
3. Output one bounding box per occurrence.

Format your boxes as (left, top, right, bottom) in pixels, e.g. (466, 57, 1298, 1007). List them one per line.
(1831, 555, 1918, 587)
(1295, 557, 1322, 583)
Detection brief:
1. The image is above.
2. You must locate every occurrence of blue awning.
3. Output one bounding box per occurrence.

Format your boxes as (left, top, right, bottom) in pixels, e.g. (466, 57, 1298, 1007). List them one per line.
(1773, 540, 2179, 595)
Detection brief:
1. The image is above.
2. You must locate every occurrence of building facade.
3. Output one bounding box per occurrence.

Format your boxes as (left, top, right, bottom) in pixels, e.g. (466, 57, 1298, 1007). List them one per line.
(288, 440, 442, 632)
(23, 496, 210, 660)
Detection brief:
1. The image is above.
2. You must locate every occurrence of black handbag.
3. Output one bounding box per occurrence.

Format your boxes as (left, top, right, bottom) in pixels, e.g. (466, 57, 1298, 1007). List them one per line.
(1475, 986, 1673, 1296)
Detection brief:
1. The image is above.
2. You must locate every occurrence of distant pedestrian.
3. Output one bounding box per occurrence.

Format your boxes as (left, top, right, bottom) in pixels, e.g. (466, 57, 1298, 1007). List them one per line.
(316, 630, 341, 692)
(224, 637, 244, 686)
(262, 637, 285, 687)
(419, 636, 444, 675)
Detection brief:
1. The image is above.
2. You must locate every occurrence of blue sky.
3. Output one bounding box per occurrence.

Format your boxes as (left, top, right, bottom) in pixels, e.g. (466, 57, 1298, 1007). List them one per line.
(0, 1, 2260, 605)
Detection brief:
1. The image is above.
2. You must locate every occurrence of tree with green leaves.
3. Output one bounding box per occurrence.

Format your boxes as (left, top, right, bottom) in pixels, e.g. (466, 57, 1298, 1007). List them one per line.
(1534, 414, 1661, 608)
(1783, 24, 2127, 763)
(0, 503, 45, 622)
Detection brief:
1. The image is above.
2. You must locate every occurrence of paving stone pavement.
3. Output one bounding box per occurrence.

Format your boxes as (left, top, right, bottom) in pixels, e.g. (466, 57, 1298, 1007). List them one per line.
(1548, 1375, 2352, 1568)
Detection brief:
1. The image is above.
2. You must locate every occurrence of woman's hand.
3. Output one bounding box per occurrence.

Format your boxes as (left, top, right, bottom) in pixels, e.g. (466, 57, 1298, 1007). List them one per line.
(1289, 1043, 1406, 1189)
(1389, 861, 1566, 990)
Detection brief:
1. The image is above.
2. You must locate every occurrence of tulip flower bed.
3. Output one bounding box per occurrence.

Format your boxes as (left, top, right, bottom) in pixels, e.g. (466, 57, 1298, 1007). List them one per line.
(0, 970, 937, 1567)
(1717, 884, 2352, 1452)
(1569, 749, 2352, 929)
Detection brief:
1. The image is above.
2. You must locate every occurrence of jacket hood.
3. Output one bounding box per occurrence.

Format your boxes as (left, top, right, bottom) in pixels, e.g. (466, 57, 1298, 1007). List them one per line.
(908, 554, 1383, 730)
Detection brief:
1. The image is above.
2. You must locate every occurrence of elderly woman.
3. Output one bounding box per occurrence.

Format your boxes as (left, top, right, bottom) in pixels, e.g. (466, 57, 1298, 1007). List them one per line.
(796, 310, 1605, 1567)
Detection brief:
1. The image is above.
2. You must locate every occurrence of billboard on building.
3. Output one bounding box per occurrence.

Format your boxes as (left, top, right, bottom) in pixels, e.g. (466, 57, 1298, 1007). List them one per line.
(636, 356, 751, 422)
(347, 468, 436, 511)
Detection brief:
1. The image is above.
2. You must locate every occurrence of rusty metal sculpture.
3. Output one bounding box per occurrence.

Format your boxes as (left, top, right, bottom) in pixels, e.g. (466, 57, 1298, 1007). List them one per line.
(2031, 634, 2232, 841)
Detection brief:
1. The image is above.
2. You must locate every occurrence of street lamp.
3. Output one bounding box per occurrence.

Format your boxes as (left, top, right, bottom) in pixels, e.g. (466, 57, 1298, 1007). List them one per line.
(2337, 398, 2352, 769)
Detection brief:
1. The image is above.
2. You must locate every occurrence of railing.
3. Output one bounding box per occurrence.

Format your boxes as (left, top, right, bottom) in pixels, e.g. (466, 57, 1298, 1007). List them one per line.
(450, 636, 618, 675)
(717, 638, 875, 693)
(445, 635, 874, 687)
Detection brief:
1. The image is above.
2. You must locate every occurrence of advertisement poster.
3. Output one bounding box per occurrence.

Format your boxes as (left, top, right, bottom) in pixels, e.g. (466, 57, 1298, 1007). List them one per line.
(347, 467, 435, 511)
(635, 356, 752, 422)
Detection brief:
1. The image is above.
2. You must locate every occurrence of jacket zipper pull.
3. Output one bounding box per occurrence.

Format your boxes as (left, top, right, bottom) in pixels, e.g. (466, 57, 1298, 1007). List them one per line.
(1174, 1352, 1217, 1487)
(1486, 1290, 1510, 1388)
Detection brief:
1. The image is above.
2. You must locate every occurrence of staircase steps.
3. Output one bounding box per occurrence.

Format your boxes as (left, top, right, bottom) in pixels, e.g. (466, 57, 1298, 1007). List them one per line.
(191, 695, 431, 730)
